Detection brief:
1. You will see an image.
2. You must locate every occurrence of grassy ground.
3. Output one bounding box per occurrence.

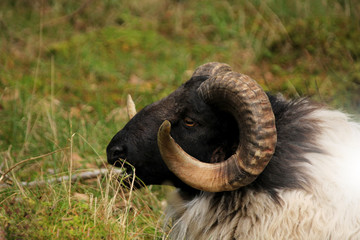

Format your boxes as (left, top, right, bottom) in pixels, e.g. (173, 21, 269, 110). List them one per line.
(1, 0, 359, 239)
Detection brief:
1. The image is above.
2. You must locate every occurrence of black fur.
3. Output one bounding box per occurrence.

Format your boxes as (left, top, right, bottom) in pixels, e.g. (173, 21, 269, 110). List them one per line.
(251, 95, 323, 197)
(107, 76, 322, 198)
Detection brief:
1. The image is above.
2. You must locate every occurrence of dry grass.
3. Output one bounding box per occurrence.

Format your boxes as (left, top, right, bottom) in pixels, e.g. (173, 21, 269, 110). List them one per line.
(1, 0, 359, 239)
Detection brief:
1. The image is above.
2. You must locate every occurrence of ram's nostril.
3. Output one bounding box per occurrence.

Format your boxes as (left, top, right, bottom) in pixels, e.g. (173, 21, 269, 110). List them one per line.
(107, 145, 128, 165)
(113, 148, 126, 159)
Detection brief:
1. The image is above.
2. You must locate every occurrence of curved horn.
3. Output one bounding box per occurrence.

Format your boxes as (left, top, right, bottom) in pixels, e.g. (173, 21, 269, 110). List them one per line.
(157, 63, 277, 192)
(127, 94, 137, 120)
(191, 62, 232, 78)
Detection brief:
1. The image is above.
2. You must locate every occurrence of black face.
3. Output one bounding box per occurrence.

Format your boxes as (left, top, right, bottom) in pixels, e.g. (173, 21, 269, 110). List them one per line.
(106, 76, 238, 190)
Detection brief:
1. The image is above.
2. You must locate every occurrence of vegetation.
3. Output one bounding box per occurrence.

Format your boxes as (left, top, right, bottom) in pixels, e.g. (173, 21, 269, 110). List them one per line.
(1, 0, 359, 239)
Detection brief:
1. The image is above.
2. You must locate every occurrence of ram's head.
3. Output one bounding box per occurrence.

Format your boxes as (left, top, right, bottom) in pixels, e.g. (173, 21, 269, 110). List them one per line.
(107, 62, 277, 192)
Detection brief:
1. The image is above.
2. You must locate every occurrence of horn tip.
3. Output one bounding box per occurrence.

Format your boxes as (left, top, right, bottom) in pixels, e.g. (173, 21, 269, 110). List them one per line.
(159, 120, 171, 134)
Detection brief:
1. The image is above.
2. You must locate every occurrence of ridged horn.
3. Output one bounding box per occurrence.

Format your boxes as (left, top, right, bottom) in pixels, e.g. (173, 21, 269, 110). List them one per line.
(157, 63, 277, 192)
(127, 94, 137, 120)
(191, 62, 232, 78)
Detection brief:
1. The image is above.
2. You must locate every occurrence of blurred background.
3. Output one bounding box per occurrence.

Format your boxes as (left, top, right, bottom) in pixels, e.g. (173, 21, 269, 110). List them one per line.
(1, 0, 359, 238)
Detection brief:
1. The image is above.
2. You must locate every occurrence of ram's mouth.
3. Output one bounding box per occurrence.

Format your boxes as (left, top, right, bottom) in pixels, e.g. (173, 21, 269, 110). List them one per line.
(109, 159, 144, 189)
(108, 159, 123, 168)
(110, 157, 131, 175)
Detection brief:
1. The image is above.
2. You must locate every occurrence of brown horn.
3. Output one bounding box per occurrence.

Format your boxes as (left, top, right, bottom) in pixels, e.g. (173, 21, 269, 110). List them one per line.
(157, 63, 277, 192)
(191, 62, 232, 78)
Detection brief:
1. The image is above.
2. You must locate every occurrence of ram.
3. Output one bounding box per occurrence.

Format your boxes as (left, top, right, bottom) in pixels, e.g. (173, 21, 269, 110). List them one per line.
(107, 62, 360, 239)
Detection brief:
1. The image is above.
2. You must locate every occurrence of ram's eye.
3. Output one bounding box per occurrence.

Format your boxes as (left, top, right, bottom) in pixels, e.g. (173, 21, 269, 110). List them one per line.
(184, 117, 196, 127)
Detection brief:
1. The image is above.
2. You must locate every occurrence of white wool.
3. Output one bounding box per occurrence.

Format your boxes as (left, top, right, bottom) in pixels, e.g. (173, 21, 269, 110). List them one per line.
(165, 109, 360, 239)
(305, 109, 360, 200)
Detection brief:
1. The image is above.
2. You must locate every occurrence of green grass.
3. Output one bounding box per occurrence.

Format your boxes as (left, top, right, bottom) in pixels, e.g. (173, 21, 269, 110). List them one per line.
(1, 0, 359, 239)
